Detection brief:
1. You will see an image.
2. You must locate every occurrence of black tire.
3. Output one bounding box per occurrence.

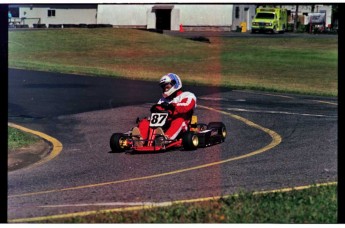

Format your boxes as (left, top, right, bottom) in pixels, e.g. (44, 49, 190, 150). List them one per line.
(207, 122, 227, 140)
(110, 133, 128, 152)
(279, 25, 285, 34)
(182, 131, 199, 150)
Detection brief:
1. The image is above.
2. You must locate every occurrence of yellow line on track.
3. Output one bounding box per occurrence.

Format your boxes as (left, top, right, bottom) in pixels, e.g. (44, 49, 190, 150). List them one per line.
(8, 106, 336, 223)
(8, 122, 63, 168)
(9, 181, 337, 223)
(9, 106, 282, 198)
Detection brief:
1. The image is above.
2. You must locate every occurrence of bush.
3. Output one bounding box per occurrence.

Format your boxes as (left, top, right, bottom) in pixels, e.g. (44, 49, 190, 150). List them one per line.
(296, 24, 307, 33)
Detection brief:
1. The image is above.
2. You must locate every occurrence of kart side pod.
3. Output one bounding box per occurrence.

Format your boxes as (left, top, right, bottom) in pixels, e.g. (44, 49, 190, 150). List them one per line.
(197, 122, 227, 147)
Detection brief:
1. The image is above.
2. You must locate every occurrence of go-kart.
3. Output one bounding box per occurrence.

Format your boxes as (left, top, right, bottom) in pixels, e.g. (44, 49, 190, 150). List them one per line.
(110, 104, 227, 153)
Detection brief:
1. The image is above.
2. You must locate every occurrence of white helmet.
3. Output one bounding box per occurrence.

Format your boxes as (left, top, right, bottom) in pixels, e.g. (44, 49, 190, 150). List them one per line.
(159, 73, 182, 98)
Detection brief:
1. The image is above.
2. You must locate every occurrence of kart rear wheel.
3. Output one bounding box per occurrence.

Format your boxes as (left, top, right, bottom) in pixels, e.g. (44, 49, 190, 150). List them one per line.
(110, 133, 128, 152)
(208, 122, 227, 141)
(183, 131, 199, 150)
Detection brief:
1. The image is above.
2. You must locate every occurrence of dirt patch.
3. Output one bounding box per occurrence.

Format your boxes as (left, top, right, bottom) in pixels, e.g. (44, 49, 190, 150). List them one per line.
(8, 139, 52, 172)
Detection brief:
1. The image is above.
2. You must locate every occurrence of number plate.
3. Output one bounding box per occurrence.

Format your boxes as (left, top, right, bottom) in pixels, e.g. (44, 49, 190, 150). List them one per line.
(150, 113, 168, 127)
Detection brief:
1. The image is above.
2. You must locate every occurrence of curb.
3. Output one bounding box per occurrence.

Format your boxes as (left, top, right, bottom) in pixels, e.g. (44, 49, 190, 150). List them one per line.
(8, 122, 63, 169)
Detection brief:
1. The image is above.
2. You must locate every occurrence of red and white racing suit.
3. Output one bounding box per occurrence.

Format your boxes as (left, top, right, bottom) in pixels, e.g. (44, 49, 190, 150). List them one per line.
(137, 90, 197, 140)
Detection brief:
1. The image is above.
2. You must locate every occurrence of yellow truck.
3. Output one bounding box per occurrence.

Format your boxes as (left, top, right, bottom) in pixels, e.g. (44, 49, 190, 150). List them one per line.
(251, 8, 287, 34)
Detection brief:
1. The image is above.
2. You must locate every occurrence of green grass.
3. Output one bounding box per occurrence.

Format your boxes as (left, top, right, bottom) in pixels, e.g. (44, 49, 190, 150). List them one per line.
(8, 127, 39, 150)
(8, 28, 338, 96)
(41, 184, 337, 223)
(219, 38, 337, 95)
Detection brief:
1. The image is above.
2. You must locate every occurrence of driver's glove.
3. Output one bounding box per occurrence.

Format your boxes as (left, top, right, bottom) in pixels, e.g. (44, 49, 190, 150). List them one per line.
(160, 102, 170, 110)
(162, 102, 175, 111)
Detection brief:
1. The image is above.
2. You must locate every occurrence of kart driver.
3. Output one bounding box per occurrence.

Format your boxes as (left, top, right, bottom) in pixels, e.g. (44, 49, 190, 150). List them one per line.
(132, 73, 197, 145)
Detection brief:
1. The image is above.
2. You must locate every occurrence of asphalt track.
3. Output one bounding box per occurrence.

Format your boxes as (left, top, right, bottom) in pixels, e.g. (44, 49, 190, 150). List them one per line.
(8, 69, 337, 222)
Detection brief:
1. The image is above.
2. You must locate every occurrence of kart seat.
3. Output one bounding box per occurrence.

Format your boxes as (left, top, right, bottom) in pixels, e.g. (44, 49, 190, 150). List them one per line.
(190, 115, 198, 125)
(188, 115, 198, 132)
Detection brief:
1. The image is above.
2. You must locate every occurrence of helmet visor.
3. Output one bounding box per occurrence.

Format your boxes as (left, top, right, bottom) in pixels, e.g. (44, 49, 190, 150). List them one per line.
(161, 83, 172, 92)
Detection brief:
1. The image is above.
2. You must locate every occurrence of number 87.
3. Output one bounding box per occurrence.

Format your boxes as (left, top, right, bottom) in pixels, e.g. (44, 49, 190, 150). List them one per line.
(150, 113, 168, 125)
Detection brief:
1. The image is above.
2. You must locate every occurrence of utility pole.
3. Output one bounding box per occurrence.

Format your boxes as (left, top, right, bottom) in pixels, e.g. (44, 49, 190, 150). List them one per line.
(294, 4, 299, 32)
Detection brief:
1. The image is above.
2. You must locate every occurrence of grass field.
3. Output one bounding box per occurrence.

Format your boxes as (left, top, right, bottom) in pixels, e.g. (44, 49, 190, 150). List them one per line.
(8, 28, 338, 96)
(41, 184, 337, 223)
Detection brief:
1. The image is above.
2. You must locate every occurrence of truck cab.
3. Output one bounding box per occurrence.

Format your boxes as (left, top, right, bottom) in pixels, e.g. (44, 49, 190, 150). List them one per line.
(252, 8, 287, 34)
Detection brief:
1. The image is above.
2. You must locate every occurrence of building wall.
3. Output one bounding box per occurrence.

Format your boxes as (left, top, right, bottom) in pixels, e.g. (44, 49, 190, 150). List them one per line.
(178, 5, 233, 26)
(231, 5, 256, 31)
(97, 4, 152, 28)
(19, 6, 97, 27)
(97, 4, 233, 31)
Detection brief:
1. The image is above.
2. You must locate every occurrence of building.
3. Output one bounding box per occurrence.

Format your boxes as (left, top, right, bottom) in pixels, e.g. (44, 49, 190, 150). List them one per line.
(231, 5, 256, 31)
(10, 4, 256, 31)
(97, 4, 235, 31)
(11, 4, 97, 28)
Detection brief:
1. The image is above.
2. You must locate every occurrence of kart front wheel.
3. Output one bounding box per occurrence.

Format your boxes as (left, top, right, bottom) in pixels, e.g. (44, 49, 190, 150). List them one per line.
(183, 132, 199, 150)
(110, 133, 128, 152)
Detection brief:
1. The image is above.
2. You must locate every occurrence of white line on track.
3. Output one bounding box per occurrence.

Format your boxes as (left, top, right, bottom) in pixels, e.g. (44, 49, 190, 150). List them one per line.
(198, 97, 228, 101)
(310, 100, 338, 106)
(199, 97, 247, 102)
(39, 202, 173, 208)
(226, 107, 337, 118)
(233, 90, 294, 99)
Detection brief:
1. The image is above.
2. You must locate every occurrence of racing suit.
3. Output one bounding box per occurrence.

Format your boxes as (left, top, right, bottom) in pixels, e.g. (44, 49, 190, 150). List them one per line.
(137, 90, 197, 140)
